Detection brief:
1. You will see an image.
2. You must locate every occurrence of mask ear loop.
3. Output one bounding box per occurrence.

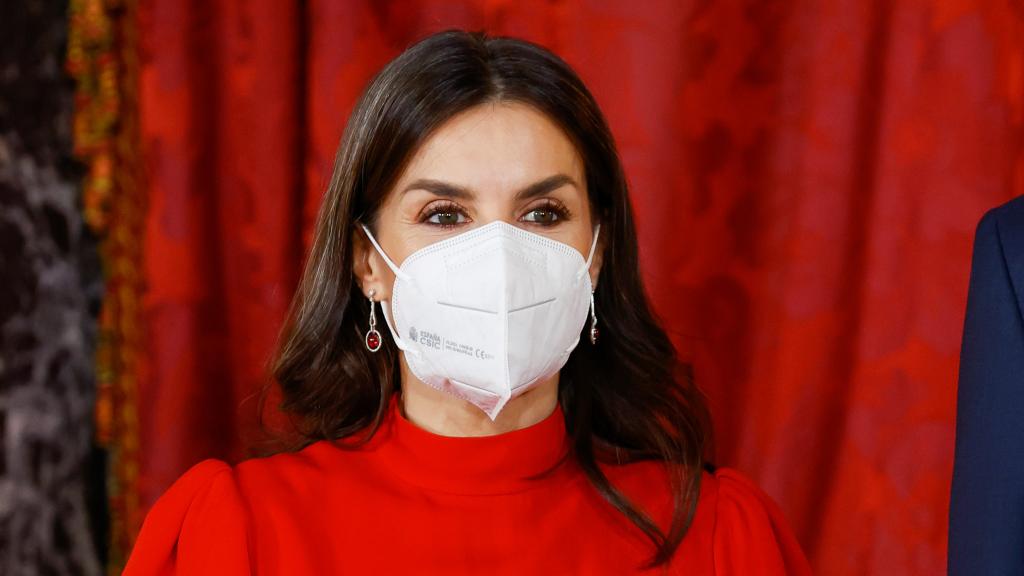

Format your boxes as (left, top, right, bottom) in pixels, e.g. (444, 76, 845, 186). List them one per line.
(563, 223, 601, 354)
(359, 224, 409, 280)
(577, 222, 602, 283)
(358, 224, 419, 356)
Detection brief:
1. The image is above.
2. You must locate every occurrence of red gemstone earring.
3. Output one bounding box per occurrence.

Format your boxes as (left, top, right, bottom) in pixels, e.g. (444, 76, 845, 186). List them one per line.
(365, 289, 382, 352)
(588, 290, 599, 345)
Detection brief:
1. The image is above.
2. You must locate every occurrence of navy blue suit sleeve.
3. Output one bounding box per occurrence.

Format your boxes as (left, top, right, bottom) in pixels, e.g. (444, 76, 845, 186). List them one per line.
(949, 201, 1024, 575)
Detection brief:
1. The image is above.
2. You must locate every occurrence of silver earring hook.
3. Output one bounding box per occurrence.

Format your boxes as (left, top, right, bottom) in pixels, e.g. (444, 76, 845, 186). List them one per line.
(365, 288, 382, 352)
(368, 289, 377, 328)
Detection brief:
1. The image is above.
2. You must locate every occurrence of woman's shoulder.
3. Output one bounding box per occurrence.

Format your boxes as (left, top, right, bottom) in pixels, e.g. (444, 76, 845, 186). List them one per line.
(122, 442, 343, 574)
(122, 458, 250, 575)
(699, 466, 813, 575)
(603, 461, 812, 574)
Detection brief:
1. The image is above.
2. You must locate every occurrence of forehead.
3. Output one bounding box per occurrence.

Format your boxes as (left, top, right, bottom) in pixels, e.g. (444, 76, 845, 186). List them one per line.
(394, 101, 585, 194)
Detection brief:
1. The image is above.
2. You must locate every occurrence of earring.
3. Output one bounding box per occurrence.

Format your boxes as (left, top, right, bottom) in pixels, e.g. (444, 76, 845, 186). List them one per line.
(589, 291, 599, 345)
(365, 289, 382, 352)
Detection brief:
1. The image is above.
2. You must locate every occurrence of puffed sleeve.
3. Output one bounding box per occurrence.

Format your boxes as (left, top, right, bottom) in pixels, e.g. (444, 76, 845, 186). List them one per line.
(711, 468, 812, 575)
(122, 459, 251, 575)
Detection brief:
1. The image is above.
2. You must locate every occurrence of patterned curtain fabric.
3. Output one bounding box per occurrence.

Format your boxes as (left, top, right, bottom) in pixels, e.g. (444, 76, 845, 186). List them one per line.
(108, 1, 1024, 574)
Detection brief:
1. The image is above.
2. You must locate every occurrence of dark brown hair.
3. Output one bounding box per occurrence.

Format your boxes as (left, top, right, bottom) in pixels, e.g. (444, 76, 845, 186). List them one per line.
(262, 29, 712, 569)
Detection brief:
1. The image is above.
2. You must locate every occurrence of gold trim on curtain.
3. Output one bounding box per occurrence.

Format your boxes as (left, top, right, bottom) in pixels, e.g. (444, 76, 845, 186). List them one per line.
(67, 0, 144, 572)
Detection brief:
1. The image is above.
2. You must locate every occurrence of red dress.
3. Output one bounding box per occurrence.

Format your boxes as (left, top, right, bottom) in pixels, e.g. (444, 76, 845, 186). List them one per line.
(123, 393, 812, 575)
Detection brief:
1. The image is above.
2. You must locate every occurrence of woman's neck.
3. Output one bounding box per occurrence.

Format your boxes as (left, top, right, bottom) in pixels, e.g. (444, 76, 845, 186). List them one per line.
(397, 359, 560, 437)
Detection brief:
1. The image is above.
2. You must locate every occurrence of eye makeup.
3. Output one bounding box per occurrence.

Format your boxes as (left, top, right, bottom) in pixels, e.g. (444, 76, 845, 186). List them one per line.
(416, 197, 573, 230)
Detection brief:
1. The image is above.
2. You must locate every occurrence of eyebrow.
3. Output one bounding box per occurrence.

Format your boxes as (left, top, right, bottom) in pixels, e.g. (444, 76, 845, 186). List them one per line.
(400, 173, 579, 201)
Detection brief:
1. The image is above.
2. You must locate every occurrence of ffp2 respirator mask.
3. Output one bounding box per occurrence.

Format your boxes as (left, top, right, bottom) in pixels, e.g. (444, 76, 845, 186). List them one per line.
(360, 220, 600, 420)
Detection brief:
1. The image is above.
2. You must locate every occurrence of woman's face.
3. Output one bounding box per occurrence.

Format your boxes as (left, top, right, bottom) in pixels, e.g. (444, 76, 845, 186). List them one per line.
(354, 101, 603, 299)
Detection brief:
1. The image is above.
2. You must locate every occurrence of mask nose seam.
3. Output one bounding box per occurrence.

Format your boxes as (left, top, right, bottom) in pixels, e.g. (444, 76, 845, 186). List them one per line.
(501, 240, 512, 402)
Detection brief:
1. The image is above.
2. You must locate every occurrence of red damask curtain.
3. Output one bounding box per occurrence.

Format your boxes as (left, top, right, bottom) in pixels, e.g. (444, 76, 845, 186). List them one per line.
(122, 1, 1024, 574)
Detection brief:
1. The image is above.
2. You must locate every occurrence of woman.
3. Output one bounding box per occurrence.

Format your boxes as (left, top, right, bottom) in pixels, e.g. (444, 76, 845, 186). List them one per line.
(123, 30, 811, 575)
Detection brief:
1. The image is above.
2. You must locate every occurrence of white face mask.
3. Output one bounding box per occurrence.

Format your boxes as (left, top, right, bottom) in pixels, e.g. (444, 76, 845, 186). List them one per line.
(360, 220, 600, 420)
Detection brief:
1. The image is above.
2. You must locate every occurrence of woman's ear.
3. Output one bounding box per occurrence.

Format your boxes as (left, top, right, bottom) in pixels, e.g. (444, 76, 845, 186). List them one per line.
(351, 226, 392, 300)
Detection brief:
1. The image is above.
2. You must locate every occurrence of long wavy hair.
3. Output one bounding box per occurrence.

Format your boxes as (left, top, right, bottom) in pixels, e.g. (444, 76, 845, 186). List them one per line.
(261, 29, 712, 569)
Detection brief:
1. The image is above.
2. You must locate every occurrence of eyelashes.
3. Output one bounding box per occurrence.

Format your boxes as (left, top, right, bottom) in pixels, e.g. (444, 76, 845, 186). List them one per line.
(522, 199, 572, 225)
(418, 200, 467, 228)
(417, 199, 572, 229)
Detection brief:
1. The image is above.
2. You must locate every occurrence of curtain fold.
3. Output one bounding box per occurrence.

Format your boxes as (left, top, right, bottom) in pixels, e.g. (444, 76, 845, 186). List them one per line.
(135, 0, 305, 506)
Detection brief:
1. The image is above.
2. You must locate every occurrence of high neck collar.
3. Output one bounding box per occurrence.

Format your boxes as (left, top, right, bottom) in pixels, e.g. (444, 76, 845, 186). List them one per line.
(366, 392, 573, 495)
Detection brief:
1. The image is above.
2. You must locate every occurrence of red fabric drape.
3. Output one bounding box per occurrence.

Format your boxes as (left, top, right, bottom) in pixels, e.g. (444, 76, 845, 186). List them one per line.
(133, 1, 1024, 574)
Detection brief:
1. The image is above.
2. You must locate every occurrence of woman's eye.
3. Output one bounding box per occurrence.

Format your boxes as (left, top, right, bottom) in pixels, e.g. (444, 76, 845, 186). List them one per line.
(522, 208, 561, 225)
(426, 210, 467, 226)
